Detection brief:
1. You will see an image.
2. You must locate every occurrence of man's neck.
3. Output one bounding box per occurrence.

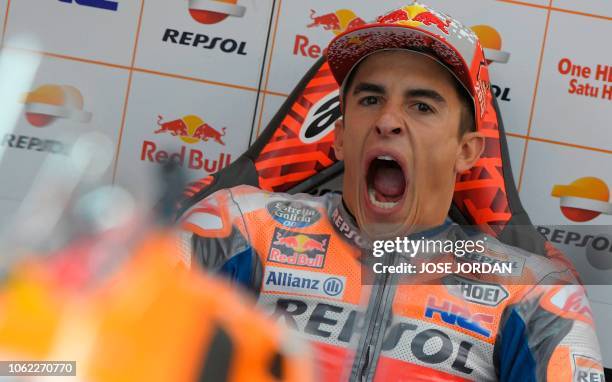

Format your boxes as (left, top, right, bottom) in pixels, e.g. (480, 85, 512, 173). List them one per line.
(341, 197, 358, 226)
(340, 198, 450, 238)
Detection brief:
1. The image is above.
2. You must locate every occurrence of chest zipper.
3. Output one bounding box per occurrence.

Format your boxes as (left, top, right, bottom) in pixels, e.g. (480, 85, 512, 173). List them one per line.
(350, 252, 397, 382)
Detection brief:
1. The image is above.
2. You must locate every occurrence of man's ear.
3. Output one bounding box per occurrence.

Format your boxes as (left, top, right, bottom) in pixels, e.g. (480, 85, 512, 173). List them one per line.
(455, 131, 484, 173)
(333, 118, 345, 160)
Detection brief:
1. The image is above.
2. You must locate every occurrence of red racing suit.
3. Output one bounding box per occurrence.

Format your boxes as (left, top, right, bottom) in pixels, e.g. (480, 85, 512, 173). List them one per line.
(180, 185, 603, 382)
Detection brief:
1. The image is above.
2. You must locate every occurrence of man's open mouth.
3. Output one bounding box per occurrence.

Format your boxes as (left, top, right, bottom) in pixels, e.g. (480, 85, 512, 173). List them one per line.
(365, 153, 407, 211)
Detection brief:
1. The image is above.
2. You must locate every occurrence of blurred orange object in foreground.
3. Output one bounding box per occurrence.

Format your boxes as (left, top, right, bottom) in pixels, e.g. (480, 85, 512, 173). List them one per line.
(0, 231, 314, 382)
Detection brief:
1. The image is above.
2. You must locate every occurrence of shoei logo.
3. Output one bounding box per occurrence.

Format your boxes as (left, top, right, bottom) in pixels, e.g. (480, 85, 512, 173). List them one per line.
(263, 267, 346, 300)
(188, 0, 246, 24)
(58, 0, 118, 11)
(443, 276, 509, 307)
(22, 84, 92, 127)
(470, 25, 510, 64)
(551, 177, 612, 222)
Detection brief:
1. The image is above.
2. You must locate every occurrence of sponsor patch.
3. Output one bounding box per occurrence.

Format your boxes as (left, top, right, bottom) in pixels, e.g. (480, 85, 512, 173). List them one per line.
(268, 228, 329, 269)
(425, 295, 494, 338)
(443, 276, 509, 307)
(544, 285, 593, 324)
(267, 200, 321, 228)
(572, 354, 604, 382)
(267, 297, 477, 376)
(331, 206, 369, 247)
(263, 266, 345, 299)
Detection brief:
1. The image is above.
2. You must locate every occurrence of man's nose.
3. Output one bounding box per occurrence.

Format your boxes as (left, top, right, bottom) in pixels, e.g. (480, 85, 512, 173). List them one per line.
(374, 107, 405, 137)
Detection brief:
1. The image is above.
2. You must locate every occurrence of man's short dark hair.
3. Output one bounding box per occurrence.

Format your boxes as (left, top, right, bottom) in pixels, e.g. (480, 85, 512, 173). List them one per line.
(341, 53, 476, 137)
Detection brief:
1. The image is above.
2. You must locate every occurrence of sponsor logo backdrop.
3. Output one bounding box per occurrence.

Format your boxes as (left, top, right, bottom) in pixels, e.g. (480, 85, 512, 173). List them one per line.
(1, 0, 611, 366)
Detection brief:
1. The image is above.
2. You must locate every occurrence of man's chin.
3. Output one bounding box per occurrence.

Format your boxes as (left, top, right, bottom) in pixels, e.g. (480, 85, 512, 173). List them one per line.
(357, 194, 415, 239)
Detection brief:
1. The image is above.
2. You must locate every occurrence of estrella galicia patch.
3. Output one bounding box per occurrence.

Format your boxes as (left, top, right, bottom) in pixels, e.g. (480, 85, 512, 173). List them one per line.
(266, 200, 321, 228)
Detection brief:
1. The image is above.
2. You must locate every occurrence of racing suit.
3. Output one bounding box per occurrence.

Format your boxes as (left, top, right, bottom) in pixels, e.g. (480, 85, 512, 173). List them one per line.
(180, 185, 603, 382)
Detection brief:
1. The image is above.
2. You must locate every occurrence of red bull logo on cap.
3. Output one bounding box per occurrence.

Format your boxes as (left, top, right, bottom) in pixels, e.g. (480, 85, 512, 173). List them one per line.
(377, 4, 451, 35)
(268, 228, 329, 269)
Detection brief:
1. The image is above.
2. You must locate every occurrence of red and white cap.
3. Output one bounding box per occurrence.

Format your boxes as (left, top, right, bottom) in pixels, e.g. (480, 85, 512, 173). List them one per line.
(326, 1, 494, 131)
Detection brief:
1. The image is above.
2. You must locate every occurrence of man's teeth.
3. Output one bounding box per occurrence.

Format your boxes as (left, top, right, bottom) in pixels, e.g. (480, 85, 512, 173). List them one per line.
(368, 188, 399, 209)
(377, 155, 394, 161)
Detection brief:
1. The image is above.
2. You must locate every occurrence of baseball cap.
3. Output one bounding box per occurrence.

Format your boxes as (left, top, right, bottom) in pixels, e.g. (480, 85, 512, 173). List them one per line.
(326, 1, 493, 131)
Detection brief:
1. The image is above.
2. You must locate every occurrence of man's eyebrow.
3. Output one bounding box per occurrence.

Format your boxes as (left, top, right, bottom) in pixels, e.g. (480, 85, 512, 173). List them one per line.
(352, 82, 385, 95)
(351, 83, 447, 104)
(405, 88, 447, 104)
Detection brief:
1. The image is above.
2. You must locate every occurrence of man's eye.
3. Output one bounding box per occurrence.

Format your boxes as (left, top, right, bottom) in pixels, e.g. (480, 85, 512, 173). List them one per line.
(359, 96, 379, 106)
(415, 103, 433, 113)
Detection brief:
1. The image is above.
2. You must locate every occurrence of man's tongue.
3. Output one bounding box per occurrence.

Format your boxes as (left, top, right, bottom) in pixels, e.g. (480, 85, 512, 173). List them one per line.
(373, 166, 405, 202)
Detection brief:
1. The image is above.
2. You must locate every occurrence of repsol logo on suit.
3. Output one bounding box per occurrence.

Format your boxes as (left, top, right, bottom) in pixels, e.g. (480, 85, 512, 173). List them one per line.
(270, 298, 476, 376)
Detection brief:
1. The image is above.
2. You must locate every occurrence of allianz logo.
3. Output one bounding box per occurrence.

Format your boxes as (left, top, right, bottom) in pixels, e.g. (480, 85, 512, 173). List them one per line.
(264, 267, 345, 298)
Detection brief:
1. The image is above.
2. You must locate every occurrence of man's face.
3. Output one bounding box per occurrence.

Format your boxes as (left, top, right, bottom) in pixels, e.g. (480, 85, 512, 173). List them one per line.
(333, 50, 483, 238)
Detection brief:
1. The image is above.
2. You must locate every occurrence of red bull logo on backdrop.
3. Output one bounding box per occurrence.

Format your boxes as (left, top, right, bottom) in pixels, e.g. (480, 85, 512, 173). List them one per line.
(307, 9, 366, 35)
(154, 114, 226, 145)
(294, 8, 365, 59)
(268, 227, 329, 269)
(140, 114, 231, 173)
